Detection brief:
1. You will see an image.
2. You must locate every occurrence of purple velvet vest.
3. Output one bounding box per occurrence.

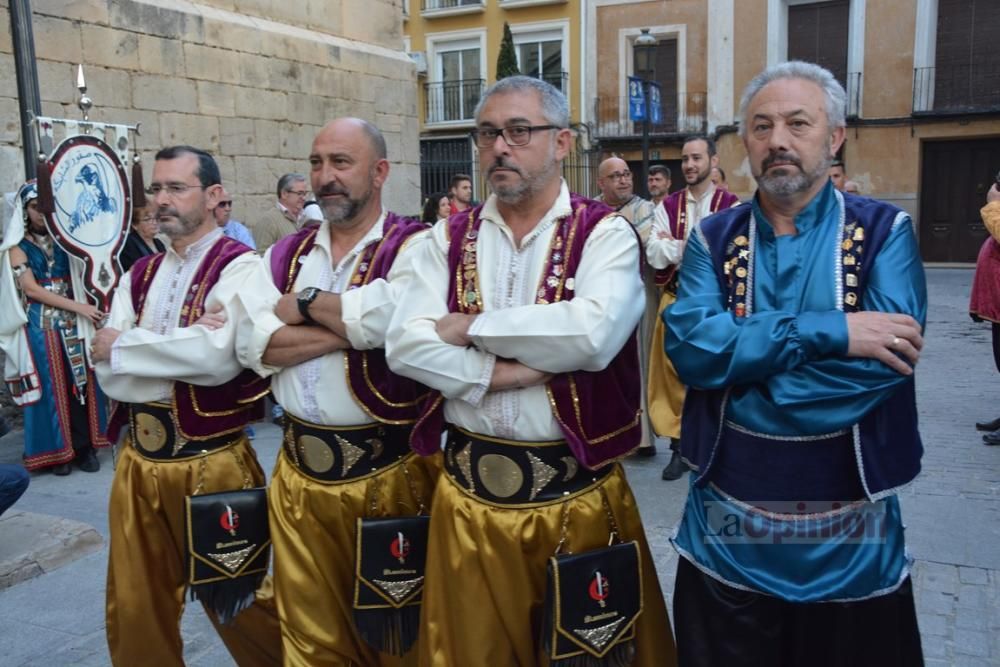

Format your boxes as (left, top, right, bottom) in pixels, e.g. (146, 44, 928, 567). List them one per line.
(106, 236, 268, 442)
(654, 187, 741, 289)
(411, 195, 644, 470)
(268, 214, 434, 435)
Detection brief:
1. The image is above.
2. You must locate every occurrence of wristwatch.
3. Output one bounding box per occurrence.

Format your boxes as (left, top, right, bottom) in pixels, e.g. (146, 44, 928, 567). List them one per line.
(297, 287, 321, 323)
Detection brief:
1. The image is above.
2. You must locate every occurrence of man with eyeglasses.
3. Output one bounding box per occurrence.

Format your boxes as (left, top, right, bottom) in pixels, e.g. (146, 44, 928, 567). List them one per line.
(252, 173, 309, 253)
(386, 75, 674, 666)
(596, 156, 659, 457)
(214, 187, 256, 249)
(91, 145, 281, 666)
(647, 135, 740, 482)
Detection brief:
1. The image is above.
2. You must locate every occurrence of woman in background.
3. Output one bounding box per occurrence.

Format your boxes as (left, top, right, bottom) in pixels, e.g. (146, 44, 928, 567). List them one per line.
(118, 205, 163, 272)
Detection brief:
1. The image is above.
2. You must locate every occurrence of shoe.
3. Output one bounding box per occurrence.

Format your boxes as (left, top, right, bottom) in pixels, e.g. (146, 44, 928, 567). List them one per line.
(983, 430, 1000, 446)
(52, 463, 72, 476)
(75, 449, 100, 473)
(976, 417, 1000, 432)
(245, 425, 256, 440)
(633, 446, 657, 458)
(661, 451, 689, 481)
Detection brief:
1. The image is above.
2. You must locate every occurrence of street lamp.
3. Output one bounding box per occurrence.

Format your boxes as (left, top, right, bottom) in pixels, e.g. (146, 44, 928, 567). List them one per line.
(634, 28, 657, 198)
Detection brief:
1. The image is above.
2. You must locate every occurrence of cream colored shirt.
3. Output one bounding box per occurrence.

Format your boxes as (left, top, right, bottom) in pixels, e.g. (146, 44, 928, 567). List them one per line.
(96, 229, 259, 403)
(647, 184, 730, 269)
(386, 182, 644, 441)
(237, 213, 426, 426)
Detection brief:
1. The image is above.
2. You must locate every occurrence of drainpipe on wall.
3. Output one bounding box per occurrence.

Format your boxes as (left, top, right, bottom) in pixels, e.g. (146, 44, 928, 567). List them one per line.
(9, 0, 42, 180)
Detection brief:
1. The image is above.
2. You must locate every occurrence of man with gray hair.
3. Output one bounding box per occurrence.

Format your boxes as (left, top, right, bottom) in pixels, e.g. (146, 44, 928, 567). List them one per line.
(387, 75, 674, 665)
(664, 61, 924, 665)
(251, 173, 309, 252)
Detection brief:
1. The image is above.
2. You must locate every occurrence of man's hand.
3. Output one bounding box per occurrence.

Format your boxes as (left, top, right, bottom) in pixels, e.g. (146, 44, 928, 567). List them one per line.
(275, 293, 305, 325)
(988, 183, 1000, 205)
(435, 313, 477, 347)
(490, 360, 553, 391)
(193, 304, 226, 331)
(90, 327, 122, 363)
(845, 312, 923, 375)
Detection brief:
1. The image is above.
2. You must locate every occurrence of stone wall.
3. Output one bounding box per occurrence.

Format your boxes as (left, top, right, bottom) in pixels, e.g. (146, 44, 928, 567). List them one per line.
(0, 0, 420, 223)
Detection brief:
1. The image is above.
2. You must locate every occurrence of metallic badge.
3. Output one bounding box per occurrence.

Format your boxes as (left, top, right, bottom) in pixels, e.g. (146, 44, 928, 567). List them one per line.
(135, 413, 167, 452)
(853, 227, 864, 241)
(565, 277, 575, 291)
(464, 290, 478, 306)
(455, 442, 474, 492)
(367, 437, 384, 460)
(372, 577, 424, 603)
(477, 454, 524, 498)
(573, 617, 626, 652)
(845, 273, 858, 287)
(734, 235, 748, 247)
(844, 255, 856, 266)
(546, 276, 559, 288)
(335, 434, 365, 476)
(208, 544, 255, 574)
(552, 252, 563, 264)
(842, 239, 853, 251)
(299, 434, 335, 474)
(735, 283, 746, 296)
(845, 292, 858, 306)
(735, 267, 748, 278)
(561, 456, 579, 482)
(734, 302, 747, 317)
(527, 452, 557, 501)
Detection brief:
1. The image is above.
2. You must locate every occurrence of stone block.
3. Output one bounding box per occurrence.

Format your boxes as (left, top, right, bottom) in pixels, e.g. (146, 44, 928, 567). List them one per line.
(278, 123, 316, 161)
(219, 117, 256, 156)
(83, 66, 132, 111)
(959, 567, 989, 585)
(137, 34, 186, 77)
(34, 0, 110, 24)
(81, 24, 139, 71)
(0, 145, 26, 195)
(202, 10, 259, 53)
(110, 0, 205, 43)
(132, 75, 199, 114)
(159, 113, 220, 152)
(0, 8, 11, 54)
(197, 81, 238, 117)
(339, 8, 397, 51)
(235, 87, 286, 121)
(33, 15, 83, 64)
(918, 612, 949, 637)
(958, 585, 988, 610)
(267, 59, 305, 94)
(0, 97, 21, 144)
(238, 52, 272, 90)
(253, 119, 281, 156)
(953, 628, 990, 657)
(286, 93, 327, 126)
(184, 44, 242, 85)
(37, 59, 76, 105)
(955, 605, 989, 631)
(100, 107, 161, 150)
(215, 153, 236, 189)
(300, 63, 342, 98)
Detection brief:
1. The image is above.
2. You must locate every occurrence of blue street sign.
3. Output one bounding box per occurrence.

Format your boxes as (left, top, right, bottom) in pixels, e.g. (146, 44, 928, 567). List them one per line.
(648, 82, 662, 124)
(628, 76, 646, 122)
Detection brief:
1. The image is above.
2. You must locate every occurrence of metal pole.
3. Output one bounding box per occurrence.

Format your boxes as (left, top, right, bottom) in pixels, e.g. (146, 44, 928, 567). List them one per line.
(9, 0, 42, 180)
(641, 79, 650, 199)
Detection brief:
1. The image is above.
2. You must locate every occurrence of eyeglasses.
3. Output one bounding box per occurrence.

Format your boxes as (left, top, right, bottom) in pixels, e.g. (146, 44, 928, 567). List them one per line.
(145, 182, 206, 197)
(604, 170, 632, 181)
(218, 201, 233, 208)
(285, 189, 309, 198)
(470, 125, 561, 149)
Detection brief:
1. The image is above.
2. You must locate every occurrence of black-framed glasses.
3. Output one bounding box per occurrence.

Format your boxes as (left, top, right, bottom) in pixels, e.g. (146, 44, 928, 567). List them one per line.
(604, 170, 632, 181)
(145, 182, 207, 197)
(218, 200, 233, 208)
(285, 189, 309, 198)
(470, 125, 561, 149)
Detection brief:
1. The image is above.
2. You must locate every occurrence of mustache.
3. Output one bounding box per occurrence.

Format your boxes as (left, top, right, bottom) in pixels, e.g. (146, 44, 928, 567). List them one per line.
(317, 183, 350, 197)
(761, 152, 803, 171)
(488, 159, 524, 178)
(156, 208, 179, 221)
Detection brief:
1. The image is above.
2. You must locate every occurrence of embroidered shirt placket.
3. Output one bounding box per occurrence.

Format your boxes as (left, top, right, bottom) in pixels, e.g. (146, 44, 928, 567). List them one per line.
(147, 232, 220, 336)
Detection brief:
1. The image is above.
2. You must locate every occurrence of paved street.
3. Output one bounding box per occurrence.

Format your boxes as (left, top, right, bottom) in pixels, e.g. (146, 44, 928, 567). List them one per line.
(0, 268, 997, 666)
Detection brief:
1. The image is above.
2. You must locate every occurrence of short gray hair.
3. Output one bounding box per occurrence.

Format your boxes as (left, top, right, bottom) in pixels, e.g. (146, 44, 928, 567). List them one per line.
(738, 61, 846, 138)
(277, 173, 306, 199)
(473, 75, 570, 128)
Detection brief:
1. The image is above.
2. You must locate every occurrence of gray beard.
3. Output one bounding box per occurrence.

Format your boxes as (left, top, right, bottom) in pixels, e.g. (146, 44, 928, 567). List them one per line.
(757, 156, 832, 198)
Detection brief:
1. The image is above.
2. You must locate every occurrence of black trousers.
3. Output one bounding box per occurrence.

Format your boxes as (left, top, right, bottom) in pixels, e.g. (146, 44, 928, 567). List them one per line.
(673, 558, 924, 667)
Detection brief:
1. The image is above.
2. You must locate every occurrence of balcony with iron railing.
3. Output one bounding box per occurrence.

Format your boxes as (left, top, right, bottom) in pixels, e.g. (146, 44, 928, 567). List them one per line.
(913, 63, 1000, 115)
(538, 71, 569, 95)
(424, 79, 485, 126)
(421, 0, 485, 16)
(592, 92, 706, 139)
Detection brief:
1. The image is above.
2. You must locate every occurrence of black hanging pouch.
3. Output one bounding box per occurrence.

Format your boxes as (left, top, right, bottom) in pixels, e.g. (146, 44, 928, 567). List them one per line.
(184, 487, 271, 624)
(353, 515, 431, 656)
(542, 540, 644, 667)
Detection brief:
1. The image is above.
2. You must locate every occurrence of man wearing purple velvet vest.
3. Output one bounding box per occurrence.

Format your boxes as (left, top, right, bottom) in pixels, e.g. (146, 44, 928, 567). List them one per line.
(235, 118, 439, 666)
(385, 76, 675, 666)
(91, 146, 281, 666)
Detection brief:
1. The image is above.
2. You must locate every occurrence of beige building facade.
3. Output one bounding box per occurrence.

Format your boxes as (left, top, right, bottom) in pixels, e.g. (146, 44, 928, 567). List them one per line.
(0, 0, 420, 222)
(591, 0, 1000, 262)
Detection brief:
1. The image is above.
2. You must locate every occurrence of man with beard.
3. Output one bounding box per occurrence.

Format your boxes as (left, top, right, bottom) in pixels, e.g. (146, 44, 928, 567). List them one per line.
(236, 117, 438, 666)
(647, 136, 739, 481)
(91, 146, 281, 666)
(448, 173, 474, 215)
(647, 164, 672, 206)
(596, 156, 658, 455)
(386, 75, 674, 666)
(665, 62, 925, 666)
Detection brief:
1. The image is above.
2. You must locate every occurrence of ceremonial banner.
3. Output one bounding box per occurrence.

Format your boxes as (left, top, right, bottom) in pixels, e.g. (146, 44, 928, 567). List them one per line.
(45, 134, 131, 312)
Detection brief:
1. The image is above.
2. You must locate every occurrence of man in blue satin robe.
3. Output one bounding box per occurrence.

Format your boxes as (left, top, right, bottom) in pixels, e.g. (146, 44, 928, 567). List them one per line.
(664, 61, 925, 666)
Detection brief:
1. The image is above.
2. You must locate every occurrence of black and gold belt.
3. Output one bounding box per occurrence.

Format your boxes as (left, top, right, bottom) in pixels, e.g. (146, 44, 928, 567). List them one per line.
(282, 415, 412, 483)
(129, 403, 239, 461)
(443, 427, 611, 506)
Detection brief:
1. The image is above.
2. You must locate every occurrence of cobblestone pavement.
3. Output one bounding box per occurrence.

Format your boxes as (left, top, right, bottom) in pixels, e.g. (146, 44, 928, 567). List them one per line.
(0, 268, 997, 666)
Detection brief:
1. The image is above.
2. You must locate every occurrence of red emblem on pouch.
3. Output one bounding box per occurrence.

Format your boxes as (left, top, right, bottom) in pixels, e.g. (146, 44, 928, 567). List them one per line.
(589, 571, 610, 608)
(390, 532, 410, 564)
(220, 505, 239, 536)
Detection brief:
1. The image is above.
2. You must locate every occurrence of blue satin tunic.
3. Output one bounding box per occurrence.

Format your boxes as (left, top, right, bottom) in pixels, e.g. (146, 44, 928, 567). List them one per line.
(665, 183, 925, 601)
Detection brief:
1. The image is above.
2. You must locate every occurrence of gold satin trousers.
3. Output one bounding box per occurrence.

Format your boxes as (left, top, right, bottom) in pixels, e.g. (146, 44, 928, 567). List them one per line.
(269, 450, 440, 667)
(648, 289, 686, 440)
(418, 464, 677, 666)
(106, 436, 282, 666)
